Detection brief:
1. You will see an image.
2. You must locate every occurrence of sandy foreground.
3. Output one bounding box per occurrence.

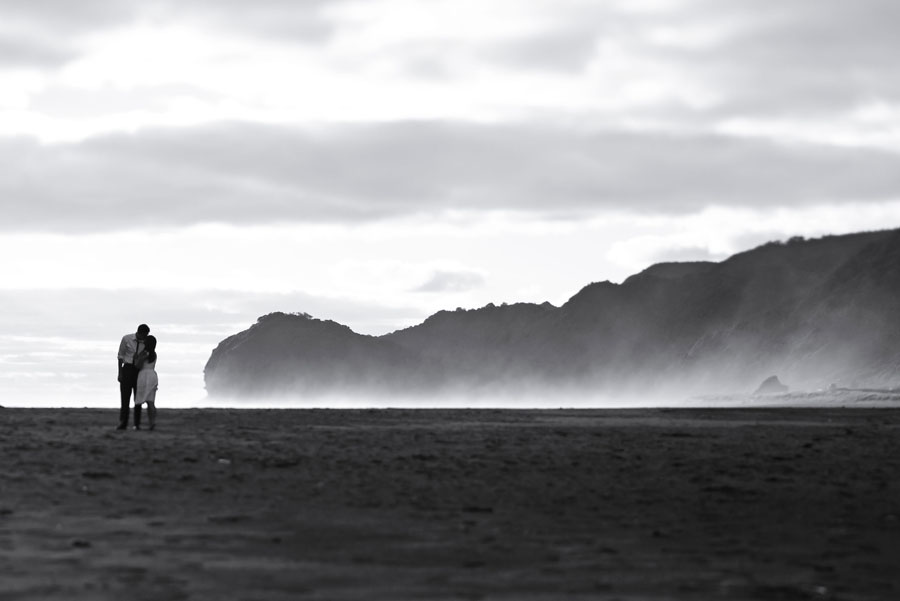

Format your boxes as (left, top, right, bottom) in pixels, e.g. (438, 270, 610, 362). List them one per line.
(1, 407, 899, 600)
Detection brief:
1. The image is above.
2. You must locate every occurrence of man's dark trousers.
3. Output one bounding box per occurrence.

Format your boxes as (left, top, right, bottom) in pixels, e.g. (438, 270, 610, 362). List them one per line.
(119, 363, 138, 428)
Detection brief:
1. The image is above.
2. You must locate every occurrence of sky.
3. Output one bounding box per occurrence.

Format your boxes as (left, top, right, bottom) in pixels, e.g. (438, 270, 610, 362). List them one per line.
(2, 0, 900, 406)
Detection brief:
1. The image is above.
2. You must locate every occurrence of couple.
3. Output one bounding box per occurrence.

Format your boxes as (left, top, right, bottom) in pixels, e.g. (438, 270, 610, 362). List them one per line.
(117, 323, 159, 430)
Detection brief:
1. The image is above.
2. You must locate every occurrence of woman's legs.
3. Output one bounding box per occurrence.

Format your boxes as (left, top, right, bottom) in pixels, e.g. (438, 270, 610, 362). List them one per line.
(148, 401, 157, 429)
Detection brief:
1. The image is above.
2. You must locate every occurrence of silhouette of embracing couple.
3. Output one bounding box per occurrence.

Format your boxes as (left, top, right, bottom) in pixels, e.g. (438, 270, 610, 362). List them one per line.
(117, 324, 159, 430)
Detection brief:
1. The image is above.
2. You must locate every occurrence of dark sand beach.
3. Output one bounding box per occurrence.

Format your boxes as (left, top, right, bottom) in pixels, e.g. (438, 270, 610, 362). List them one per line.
(1, 407, 899, 600)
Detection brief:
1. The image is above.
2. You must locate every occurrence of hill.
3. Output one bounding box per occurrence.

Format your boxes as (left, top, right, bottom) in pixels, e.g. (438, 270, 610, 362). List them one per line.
(204, 229, 900, 399)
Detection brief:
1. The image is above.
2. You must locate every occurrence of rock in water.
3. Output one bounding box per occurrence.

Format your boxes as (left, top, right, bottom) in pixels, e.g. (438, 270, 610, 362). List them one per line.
(755, 375, 788, 395)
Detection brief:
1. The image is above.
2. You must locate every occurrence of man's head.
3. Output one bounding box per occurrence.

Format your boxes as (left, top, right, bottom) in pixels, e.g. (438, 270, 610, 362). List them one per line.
(136, 324, 150, 340)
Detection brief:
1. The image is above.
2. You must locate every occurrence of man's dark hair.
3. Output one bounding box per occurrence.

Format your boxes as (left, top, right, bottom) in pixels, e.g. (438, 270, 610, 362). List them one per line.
(137, 324, 150, 335)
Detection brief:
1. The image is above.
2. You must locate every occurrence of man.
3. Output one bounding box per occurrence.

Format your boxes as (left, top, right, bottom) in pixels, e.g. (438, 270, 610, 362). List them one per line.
(117, 324, 149, 430)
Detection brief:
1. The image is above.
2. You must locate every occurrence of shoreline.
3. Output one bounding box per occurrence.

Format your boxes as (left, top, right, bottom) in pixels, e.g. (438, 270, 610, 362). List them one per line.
(5, 383, 899, 411)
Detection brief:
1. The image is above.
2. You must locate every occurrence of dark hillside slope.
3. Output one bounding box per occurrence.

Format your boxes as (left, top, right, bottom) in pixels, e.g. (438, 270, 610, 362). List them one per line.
(205, 229, 900, 399)
(204, 312, 430, 397)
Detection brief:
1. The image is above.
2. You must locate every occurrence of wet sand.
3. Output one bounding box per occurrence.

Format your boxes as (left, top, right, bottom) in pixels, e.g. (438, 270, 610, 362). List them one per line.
(1, 407, 899, 600)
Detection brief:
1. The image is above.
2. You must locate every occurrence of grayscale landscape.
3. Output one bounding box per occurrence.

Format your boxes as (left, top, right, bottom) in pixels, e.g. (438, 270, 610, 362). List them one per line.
(3, 1, 900, 599)
(4, 228, 899, 600)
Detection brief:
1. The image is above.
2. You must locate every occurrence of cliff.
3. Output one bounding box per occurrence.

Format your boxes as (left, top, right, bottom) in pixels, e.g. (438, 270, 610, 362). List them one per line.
(204, 229, 900, 399)
(204, 312, 432, 397)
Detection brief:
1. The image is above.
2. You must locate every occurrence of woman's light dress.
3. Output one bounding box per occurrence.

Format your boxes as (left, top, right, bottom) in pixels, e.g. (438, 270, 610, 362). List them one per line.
(135, 360, 158, 406)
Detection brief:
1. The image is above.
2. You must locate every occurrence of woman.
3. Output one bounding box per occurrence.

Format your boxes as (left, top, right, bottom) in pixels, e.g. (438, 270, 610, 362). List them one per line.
(134, 335, 159, 430)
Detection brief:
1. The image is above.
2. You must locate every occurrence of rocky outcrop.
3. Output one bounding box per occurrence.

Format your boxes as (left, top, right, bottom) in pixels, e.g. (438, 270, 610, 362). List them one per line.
(204, 312, 433, 398)
(754, 376, 789, 395)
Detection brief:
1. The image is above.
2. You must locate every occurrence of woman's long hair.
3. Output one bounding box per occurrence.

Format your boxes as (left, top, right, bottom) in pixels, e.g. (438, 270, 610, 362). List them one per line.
(144, 335, 157, 364)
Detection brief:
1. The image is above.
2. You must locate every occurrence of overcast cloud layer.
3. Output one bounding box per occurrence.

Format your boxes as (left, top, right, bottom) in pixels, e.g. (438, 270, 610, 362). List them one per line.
(4, 122, 900, 231)
(3, 0, 900, 405)
(2, 0, 900, 231)
(0, 123, 900, 230)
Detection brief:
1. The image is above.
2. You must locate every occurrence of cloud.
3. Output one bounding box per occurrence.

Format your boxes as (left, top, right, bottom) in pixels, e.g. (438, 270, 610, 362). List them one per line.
(152, 0, 339, 43)
(0, 0, 135, 33)
(3, 2, 900, 233)
(389, 0, 900, 116)
(480, 25, 604, 74)
(415, 270, 486, 293)
(24, 83, 229, 125)
(0, 1, 136, 69)
(0, 33, 77, 68)
(650, 245, 725, 263)
(4, 0, 899, 139)
(0, 1, 342, 71)
(3, 120, 900, 232)
(652, 0, 900, 117)
(0, 0, 339, 54)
